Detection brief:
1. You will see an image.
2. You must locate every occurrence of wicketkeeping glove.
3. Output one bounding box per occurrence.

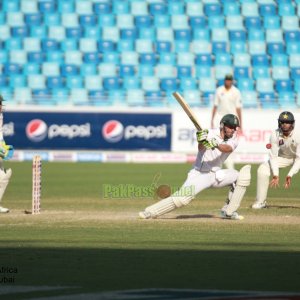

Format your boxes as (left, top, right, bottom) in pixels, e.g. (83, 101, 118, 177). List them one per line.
(202, 138, 219, 150)
(0, 141, 14, 160)
(196, 129, 209, 143)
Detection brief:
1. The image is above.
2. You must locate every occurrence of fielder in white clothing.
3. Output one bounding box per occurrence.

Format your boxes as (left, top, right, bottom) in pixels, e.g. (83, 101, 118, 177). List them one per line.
(139, 114, 251, 220)
(211, 74, 242, 169)
(252, 111, 300, 209)
(0, 95, 13, 213)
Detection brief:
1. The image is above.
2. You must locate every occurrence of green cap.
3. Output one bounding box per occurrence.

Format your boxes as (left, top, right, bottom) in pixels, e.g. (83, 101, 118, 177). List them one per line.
(224, 74, 233, 81)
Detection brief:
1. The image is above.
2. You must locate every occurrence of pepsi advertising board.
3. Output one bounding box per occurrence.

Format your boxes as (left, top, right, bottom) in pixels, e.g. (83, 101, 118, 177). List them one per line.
(4, 112, 171, 151)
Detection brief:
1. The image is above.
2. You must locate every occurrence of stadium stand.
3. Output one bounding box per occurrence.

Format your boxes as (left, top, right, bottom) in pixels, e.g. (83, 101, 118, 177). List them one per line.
(0, 0, 299, 108)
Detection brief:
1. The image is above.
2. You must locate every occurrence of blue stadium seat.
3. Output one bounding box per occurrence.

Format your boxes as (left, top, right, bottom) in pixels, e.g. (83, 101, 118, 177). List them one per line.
(30, 26, 47, 38)
(0, 50, 8, 63)
(3, 0, 19, 12)
(32, 89, 53, 104)
(140, 53, 156, 65)
(38, 1, 55, 13)
(177, 53, 194, 66)
(259, 92, 278, 109)
(149, 3, 167, 15)
(248, 29, 265, 41)
(136, 39, 153, 53)
(25, 13, 42, 26)
(159, 53, 176, 65)
(85, 75, 102, 90)
(230, 41, 247, 54)
(186, 2, 204, 17)
(234, 53, 251, 67)
(245, 17, 262, 30)
(66, 76, 83, 89)
(138, 65, 154, 77)
(212, 29, 229, 42)
(138, 28, 155, 40)
(168, 1, 185, 15)
(126, 89, 145, 107)
(291, 67, 300, 80)
(215, 66, 233, 81)
(241, 91, 258, 108)
(204, 3, 222, 16)
(242, 2, 259, 17)
(189, 16, 206, 29)
(117, 40, 134, 52)
(47, 76, 65, 89)
(252, 54, 269, 67)
(69, 89, 89, 106)
(199, 78, 216, 93)
(192, 41, 211, 54)
(193, 28, 210, 41)
(175, 41, 190, 53)
(42, 62, 60, 76)
(46, 51, 63, 63)
(154, 15, 170, 28)
(66, 27, 82, 39)
(272, 67, 290, 80)
(267, 42, 285, 55)
(253, 67, 270, 79)
(156, 28, 174, 42)
(256, 78, 274, 93)
(195, 54, 213, 66)
(135, 16, 152, 28)
(237, 78, 254, 91)
(44, 13, 60, 26)
(224, 2, 240, 16)
(249, 41, 266, 55)
(131, 2, 148, 16)
(266, 29, 283, 43)
(93, 2, 111, 14)
(119, 65, 135, 78)
(229, 30, 246, 41)
(156, 65, 176, 78)
(195, 66, 211, 78)
(208, 16, 225, 29)
(61, 64, 79, 76)
(263, 16, 280, 30)
(215, 53, 232, 65)
(177, 66, 192, 78)
(103, 77, 121, 90)
(271, 54, 288, 66)
(98, 41, 115, 52)
(98, 15, 115, 27)
(28, 74, 46, 89)
(113, 0, 129, 14)
(282, 16, 299, 31)
(180, 77, 198, 91)
(278, 3, 295, 16)
(123, 76, 140, 90)
(145, 91, 165, 107)
(259, 4, 276, 16)
(121, 28, 137, 40)
(102, 52, 119, 64)
(278, 92, 297, 108)
(175, 29, 192, 41)
(285, 30, 300, 44)
(0, 75, 7, 87)
(83, 52, 100, 65)
(28, 51, 44, 63)
(23, 37, 41, 52)
(226, 16, 244, 30)
(3, 63, 22, 75)
(212, 42, 228, 55)
(23, 63, 40, 75)
(275, 80, 293, 92)
(234, 67, 250, 79)
(89, 90, 110, 106)
(155, 41, 172, 53)
(41, 39, 59, 52)
(9, 74, 26, 88)
(58, 0, 75, 13)
(5, 38, 22, 50)
(287, 42, 300, 55)
(160, 78, 178, 92)
(81, 64, 97, 76)
(172, 15, 189, 29)
(294, 79, 300, 92)
(142, 77, 160, 91)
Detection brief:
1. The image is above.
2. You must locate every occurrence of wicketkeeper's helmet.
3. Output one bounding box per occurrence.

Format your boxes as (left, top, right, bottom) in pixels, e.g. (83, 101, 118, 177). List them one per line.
(220, 114, 240, 128)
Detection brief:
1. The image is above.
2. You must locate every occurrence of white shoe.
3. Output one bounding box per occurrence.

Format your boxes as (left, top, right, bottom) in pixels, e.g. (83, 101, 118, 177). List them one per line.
(252, 202, 267, 209)
(0, 206, 9, 213)
(221, 210, 244, 220)
(139, 211, 152, 219)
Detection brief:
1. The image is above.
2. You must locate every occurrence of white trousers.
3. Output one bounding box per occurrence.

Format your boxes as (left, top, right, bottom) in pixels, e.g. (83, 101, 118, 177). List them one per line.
(256, 157, 294, 204)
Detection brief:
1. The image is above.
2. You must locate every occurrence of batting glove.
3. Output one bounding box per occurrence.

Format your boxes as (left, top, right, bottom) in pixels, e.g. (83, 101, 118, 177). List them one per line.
(202, 138, 219, 150)
(196, 129, 209, 143)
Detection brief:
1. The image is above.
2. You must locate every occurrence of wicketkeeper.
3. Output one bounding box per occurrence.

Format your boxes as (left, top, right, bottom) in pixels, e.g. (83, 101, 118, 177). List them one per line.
(0, 95, 13, 213)
(252, 111, 300, 209)
(139, 114, 251, 220)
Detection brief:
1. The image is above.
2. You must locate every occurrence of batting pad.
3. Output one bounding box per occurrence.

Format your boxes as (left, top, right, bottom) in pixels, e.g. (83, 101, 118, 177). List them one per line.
(145, 197, 176, 218)
(225, 165, 251, 216)
(0, 168, 12, 202)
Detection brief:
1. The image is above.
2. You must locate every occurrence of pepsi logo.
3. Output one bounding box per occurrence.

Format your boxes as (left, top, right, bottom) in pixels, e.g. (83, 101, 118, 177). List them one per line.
(102, 120, 124, 143)
(26, 119, 48, 142)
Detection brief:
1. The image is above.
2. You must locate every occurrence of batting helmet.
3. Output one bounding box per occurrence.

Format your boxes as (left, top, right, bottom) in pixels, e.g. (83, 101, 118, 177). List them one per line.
(220, 114, 240, 128)
(278, 111, 295, 131)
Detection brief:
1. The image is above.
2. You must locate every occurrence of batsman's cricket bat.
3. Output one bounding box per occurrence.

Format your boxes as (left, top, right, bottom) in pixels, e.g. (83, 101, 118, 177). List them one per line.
(172, 92, 202, 131)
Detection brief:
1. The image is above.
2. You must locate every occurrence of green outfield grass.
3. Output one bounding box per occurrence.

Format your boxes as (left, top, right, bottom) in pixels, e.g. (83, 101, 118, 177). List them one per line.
(0, 162, 300, 299)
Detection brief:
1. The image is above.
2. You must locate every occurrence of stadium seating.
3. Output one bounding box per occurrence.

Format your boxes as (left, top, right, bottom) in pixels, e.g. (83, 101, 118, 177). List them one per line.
(0, 0, 298, 108)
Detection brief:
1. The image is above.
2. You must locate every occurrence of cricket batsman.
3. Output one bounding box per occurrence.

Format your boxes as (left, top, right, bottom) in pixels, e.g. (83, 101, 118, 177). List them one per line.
(252, 111, 300, 209)
(0, 95, 13, 213)
(139, 114, 251, 220)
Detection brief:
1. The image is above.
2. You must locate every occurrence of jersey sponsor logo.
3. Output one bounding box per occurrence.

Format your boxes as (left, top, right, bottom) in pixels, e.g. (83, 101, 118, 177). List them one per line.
(26, 119, 91, 142)
(279, 139, 284, 146)
(102, 120, 168, 143)
(26, 119, 48, 142)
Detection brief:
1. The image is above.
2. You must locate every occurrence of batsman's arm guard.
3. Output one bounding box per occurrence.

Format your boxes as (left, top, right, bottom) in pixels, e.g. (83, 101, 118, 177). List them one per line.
(224, 165, 251, 216)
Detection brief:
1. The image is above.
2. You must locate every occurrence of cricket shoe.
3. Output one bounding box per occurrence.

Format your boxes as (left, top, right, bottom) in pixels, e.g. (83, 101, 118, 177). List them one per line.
(252, 201, 267, 209)
(0, 206, 9, 213)
(221, 210, 244, 220)
(139, 211, 152, 219)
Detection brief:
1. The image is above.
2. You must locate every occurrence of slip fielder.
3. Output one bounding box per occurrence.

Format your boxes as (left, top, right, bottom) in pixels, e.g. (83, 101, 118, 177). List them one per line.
(252, 111, 300, 209)
(139, 114, 251, 220)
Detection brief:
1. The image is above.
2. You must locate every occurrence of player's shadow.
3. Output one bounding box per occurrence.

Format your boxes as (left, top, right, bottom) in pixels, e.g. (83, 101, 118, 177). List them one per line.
(175, 214, 216, 219)
(267, 205, 300, 209)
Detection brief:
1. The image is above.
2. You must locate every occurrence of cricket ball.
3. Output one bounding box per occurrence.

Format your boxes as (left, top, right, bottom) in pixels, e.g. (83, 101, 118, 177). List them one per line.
(156, 185, 171, 199)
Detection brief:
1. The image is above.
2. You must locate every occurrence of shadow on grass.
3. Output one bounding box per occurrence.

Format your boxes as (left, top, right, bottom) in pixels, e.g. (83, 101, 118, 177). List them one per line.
(267, 205, 300, 210)
(176, 214, 217, 219)
(0, 247, 300, 299)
